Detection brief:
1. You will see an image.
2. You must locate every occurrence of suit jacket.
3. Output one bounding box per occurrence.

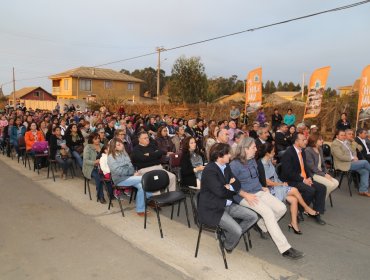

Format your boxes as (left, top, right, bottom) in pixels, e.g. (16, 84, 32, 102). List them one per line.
(331, 139, 353, 171)
(275, 131, 290, 153)
(355, 137, 370, 161)
(198, 162, 241, 227)
(304, 147, 327, 177)
(280, 145, 312, 187)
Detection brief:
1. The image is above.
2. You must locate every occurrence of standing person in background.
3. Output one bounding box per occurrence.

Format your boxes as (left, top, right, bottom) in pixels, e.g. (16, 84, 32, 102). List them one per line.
(230, 105, 240, 126)
(256, 107, 266, 126)
(336, 113, 351, 131)
(227, 120, 238, 146)
(284, 109, 296, 126)
(271, 108, 283, 131)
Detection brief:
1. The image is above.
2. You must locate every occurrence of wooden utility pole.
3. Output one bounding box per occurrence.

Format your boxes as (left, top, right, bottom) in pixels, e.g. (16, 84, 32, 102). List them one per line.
(156, 47, 165, 103)
(12, 67, 16, 109)
(301, 72, 305, 98)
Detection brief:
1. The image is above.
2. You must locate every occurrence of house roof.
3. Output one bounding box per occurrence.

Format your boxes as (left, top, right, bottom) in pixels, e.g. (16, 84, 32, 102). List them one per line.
(214, 92, 245, 103)
(49, 67, 144, 83)
(9, 87, 40, 99)
(272, 91, 301, 97)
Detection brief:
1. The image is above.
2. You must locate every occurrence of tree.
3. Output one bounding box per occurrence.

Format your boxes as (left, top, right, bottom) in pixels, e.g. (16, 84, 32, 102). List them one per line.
(130, 67, 166, 97)
(119, 69, 131, 75)
(270, 81, 277, 93)
(168, 56, 208, 104)
(277, 81, 283, 91)
(287, 82, 296, 91)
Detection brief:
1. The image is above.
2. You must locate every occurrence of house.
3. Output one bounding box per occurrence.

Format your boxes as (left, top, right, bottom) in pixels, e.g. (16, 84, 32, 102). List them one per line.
(7, 87, 55, 106)
(338, 79, 360, 97)
(214, 92, 245, 104)
(272, 91, 301, 101)
(48, 66, 144, 101)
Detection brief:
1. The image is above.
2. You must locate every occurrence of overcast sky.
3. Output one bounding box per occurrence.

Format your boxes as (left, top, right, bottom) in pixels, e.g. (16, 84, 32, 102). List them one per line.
(1, 0, 369, 94)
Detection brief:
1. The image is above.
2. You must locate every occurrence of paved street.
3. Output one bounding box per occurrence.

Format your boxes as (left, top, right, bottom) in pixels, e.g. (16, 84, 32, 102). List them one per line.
(1, 155, 370, 280)
(0, 161, 186, 280)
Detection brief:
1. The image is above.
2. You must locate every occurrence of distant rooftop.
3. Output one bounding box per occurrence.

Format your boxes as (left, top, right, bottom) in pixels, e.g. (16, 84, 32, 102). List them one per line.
(49, 67, 144, 83)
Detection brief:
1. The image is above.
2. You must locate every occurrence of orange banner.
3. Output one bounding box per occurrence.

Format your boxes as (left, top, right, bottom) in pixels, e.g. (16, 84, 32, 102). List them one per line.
(245, 67, 262, 113)
(357, 65, 370, 122)
(303, 66, 331, 119)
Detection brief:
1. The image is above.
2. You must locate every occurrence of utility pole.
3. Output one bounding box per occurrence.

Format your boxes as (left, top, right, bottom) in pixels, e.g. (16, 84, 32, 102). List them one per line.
(156, 47, 165, 103)
(12, 67, 16, 109)
(301, 72, 305, 98)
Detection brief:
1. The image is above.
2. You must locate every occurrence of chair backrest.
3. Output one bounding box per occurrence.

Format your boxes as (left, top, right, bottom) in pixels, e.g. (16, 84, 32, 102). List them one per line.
(169, 153, 182, 168)
(275, 163, 282, 177)
(18, 135, 26, 147)
(141, 170, 170, 192)
(322, 144, 331, 157)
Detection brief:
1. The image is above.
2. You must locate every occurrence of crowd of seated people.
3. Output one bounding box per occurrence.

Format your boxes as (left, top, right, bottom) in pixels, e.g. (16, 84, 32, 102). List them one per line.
(1, 105, 370, 262)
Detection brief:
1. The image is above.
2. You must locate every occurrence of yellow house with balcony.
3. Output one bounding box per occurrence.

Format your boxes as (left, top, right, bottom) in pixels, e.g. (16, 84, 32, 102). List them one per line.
(49, 66, 144, 101)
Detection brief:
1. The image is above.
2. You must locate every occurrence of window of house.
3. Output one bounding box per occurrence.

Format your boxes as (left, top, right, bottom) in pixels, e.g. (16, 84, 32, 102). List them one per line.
(104, 80, 113, 89)
(80, 79, 92, 91)
(34, 91, 40, 97)
(64, 79, 69, 90)
(128, 82, 134, 91)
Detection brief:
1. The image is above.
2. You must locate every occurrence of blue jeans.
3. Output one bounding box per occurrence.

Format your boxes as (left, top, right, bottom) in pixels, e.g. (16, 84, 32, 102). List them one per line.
(72, 150, 83, 168)
(219, 204, 258, 251)
(91, 168, 104, 199)
(350, 160, 370, 192)
(117, 176, 152, 213)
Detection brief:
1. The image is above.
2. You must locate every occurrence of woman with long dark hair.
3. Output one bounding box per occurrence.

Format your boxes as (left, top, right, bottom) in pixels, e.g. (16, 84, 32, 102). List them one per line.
(256, 142, 318, 234)
(180, 136, 204, 189)
(65, 123, 84, 168)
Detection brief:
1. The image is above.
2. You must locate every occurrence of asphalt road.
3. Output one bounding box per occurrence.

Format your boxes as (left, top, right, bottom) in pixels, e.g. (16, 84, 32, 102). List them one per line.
(0, 161, 187, 280)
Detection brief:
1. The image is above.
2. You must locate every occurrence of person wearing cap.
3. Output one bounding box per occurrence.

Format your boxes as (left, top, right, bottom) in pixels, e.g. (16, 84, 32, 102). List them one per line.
(310, 125, 319, 134)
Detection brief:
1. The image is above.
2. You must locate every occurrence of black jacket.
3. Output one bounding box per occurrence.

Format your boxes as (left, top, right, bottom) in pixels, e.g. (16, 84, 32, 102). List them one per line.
(180, 152, 197, 188)
(355, 137, 370, 161)
(280, 145, 312, 187)
(131, 143, 166, 169)
(275, 131, 290, 153)
(198, 162, 241, 227)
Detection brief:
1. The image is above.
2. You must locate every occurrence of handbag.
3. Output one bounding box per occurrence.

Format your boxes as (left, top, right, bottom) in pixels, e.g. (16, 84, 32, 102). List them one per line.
(74, 145, 84, 154)
(32, 141, 48, 153)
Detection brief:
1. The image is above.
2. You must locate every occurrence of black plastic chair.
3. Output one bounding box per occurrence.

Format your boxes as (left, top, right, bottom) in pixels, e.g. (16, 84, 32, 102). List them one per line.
(142, 170, 191, 238)
(194, 192, 252, 269)
(84, 177, 92, 200)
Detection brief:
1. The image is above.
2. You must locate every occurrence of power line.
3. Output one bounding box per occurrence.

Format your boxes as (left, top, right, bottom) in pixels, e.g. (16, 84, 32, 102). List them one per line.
(94, 0, 370, 67)
(2, 0, 369, 84)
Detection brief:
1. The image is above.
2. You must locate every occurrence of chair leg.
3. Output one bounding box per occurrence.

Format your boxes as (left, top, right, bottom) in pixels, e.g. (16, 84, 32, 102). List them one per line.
(248, 230, 252, 248)
(177, 201, 181, 217)
(155, 206, 163, 238)
(217, 228, 228, 269)
(329, 193, 333, 207)
(195, 224, 203, 258)
(183, 198, 191, 228)
(117, 199, 125, 217)
(189, 191, 198, 227)
(347, 173, 353, 197)
(170, 205, 174, 220)
(242, 233, 249, 252)
(144, 198, 148, 229)
(87, 180, 92, 200)
(338, 172, 344, 189)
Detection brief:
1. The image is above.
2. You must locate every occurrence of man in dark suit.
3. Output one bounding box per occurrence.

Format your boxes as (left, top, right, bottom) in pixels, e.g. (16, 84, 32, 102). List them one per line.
(271, 108, 283, 131)
(275, 123, 290, 153)
(355, 128, 370, 162)
(280, 133, 327, 225)
(198, 143, 258, 253)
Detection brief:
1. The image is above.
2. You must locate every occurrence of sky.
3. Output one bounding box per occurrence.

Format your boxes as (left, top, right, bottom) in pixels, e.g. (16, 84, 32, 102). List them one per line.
(1, 0, 370, 94)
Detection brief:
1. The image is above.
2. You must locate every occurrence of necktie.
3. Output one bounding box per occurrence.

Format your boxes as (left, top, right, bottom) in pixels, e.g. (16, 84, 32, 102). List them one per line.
(298, 151, 307, 179)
